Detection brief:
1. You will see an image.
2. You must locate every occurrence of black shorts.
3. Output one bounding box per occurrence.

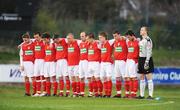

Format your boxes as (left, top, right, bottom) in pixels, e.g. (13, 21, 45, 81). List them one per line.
(138, 57, 154, 74)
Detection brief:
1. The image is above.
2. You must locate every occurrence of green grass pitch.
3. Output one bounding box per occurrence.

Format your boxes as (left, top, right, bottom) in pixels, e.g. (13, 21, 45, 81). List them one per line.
(0, 85, 180, 110)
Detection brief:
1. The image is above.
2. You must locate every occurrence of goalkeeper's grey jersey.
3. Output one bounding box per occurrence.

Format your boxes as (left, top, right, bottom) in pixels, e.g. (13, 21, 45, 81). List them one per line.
(139, 36, 153, 61)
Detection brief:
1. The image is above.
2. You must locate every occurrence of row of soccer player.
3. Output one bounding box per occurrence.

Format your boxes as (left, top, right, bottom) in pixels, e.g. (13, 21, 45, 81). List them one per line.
(19, 27, 154, 99)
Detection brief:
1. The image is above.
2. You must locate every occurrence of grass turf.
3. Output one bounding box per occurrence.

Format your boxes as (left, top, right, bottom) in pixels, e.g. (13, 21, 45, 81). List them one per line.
(0, 85, 180, 110)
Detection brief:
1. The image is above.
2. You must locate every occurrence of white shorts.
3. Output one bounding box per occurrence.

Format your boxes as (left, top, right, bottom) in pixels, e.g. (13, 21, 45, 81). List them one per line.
(68, 65, 79, 77)
(34, 59, 44, 77)
(114, 60, 126, 78)
(125, 59, 138, 78)
(87, 61, 100, 78)
(21, 61, 34, 78)
(56, 59, 68, 77)
(100, 62, 112, 79)
(44, 62, 56, 77)
(79, 60, 88, 78)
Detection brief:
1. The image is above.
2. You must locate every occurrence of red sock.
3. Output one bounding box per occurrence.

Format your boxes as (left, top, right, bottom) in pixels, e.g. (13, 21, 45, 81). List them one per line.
(25, 81, 30, 94)
(66, 79, 70, 93)
(97, 80, 103, 96)
(133, 80, 138, 97)
(59, 80, 64, 93)
(116, 80, 121, 95)
(53, 82, 58, 95)
(88, 82, 93, 93)
(125, 80, 130, 97)
(32, 81, 36, 94)
(80, 82, 85, 95)
(103, 81, 108, 96)
(41, 76, 46, 92)
(93, 81, 98, 96)
(72, 82, 76, 95)
(129, 80, 133, 97)
(46, 81, 51, 95)
(107, 80, 112, 96)
(36, 76, 41, 93)
(76, 82, 80, 95)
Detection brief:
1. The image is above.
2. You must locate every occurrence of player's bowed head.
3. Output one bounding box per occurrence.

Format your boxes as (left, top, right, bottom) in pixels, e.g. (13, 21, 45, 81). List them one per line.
(42, 32, 51, 44)
(86, 33, 95, 44)
(22, 33, 31, 43)
(33, 32, 42, 41)
(125, 30, 136, 41)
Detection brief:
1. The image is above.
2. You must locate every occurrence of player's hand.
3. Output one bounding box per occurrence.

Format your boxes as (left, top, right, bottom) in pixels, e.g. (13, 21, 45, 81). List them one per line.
(144, 61, 149, 70)
(19, 66, 24, 71)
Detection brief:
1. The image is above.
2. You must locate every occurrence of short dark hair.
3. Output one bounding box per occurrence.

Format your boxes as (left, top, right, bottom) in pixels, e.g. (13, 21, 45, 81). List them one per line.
(99, 32, 108, 39)
(87, 33, 95, 39)
(22, 34, 30, 38)
(42, 32, 51, 39)
(34, 32, 41, 36)
(53, 33, 60, 39)
(125, 30, 135, 36)
(113, 30, 120, 35)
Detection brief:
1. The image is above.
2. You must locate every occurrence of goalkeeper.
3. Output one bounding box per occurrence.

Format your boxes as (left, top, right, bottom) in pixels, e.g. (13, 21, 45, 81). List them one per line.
(138, 26, 154, 99)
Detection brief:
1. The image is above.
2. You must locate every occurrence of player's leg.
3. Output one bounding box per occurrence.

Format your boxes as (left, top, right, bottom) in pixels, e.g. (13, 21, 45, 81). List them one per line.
(94, 62, 102, 97)
(50, 62, 57, 96)
(65, 75, 70, 97)
(24, 76, 31, 96)
(68, 66, 76, 97)
(129, 61, 138, 98)
(87, 62, 93, 97)
(62, 59, 70, 97)
(58, 76, 64, 96)
(146, 73, 154, 99)
(71, 75, 77, 97)
(40, 75, 46, 96)
(124, 60, 130, 98)
(105, 63, 113, 98)
(33, 59, 41, 96)
(56, 60, 64, 96)
(25, 61, 35, 96)
(51, 75, 57, 96)
(139, 74, 145, 99)
(42, 62, 51, 96)
(138, 57, 146, 99)
(145, 58, 154, 99)
(100, 63, 105, 97)
(114, 61, 122, 98)
(78, 61, 85, 97)
(75, 66, 80, 96)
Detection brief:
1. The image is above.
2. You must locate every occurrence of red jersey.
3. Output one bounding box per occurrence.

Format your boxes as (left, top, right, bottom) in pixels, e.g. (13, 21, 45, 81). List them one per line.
(113, 39, 127, 61)
(55, 39, 68, 60)
(44, 43, 56, 62)
(22, 42, 34, 62)
(127, 40, 139, 63)
(101, 41, 113, 62)
(88, 41, 101, 62)
(33, 40, 45, 59)
(67, 40, 80, 66)
(79, 41, 88, 60)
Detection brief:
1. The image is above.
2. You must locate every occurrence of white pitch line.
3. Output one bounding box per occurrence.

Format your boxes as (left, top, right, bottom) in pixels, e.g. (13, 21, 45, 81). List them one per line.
(4, 101, 174, 109)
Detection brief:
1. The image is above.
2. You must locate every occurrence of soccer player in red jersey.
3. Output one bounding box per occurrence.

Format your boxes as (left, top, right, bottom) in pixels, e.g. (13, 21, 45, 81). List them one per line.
(125, 30, 139, 98)
(78, 32, 88, 97)
(86, 33, 101, 97)
(19, 34, 35, 96)
(41, 32, 57, 96)
(112, 31, 128, 98)
(66, 33, 80, 97)
(32, 32, 46, 97)
(98, 32, 114, 98)
(53, 34, 70, 97)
